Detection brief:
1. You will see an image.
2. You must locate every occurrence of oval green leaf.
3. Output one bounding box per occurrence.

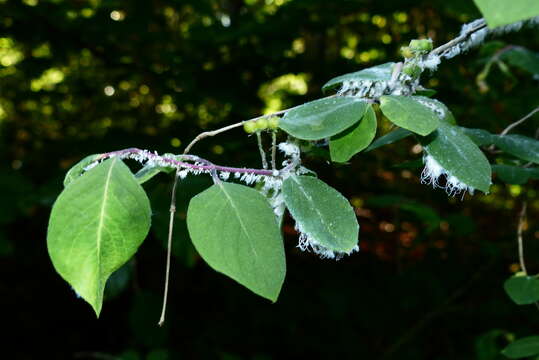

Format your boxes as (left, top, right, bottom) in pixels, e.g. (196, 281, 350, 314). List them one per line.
(502, 336, 539, 359)
(330, 105, 377, 162)
(421, 123, 492, 193)
(504, 275, 539, 305)
(186, 182, 286, 302)
(473, 0, 539, 27)
(458, 127, 497, 146)
(493, 165, 539, 185)
(493, 134, 539, 164)
(501, 47, 539, 75)
(63, 154, 101, 187)
(48, 158, 151, 316)
(322, 62, 395, 93)
(379, 95, 441, 136)
(279, 97, 368, 140)
(282, 175, 359, 255)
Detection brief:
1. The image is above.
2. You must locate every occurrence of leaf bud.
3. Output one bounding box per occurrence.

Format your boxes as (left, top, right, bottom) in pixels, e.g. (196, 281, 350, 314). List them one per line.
(267, 116, 280, 130)
(402, 63, 422, 78)
(409, 39, 433, 53)
(401, 46, 414, 58)
(243, 121, 257, 134)
(255, 118, 269, 130)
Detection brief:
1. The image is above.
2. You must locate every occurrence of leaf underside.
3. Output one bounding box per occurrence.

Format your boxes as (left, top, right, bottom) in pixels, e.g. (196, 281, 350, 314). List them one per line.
(282, 175, 359, 254)
(186, 182, 286, 302)
(48, 158, 152, 316)
(421, 123, 492, 193)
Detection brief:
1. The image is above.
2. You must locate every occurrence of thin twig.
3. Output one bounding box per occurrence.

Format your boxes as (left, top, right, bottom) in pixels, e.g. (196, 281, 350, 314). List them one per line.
(430, 19, 487, 56)
(183, 108, 290, 155)
(256, 132, 268, 169)
(500, 106, 539, 136)
(100, 148, 275, 176)
(158, 169, 181, 326)
(517, 201, 528, 275)
(271, 131, 277, 171)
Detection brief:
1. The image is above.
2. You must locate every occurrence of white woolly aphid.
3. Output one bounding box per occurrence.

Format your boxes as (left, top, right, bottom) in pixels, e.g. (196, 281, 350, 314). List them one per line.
(239, 172, 262, 185)
(278, 141, 300, 158)
(421, 154, 475, 197)
(338, 79, 391, 98)
(219, 171, 230, 180)
(83, 161, 100, 172)
(415, 98, 446, 119)
(419, 55, 441, 71)
(294, 222, 360, 260)
(443, 16, 539, 60)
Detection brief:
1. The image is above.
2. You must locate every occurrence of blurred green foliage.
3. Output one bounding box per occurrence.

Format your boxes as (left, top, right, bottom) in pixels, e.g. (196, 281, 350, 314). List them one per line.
(1, 0, 538, 359)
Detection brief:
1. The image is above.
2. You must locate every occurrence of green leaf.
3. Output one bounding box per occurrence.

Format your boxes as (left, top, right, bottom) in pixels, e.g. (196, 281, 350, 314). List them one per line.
(459, 127, 497, 146)
(366, 127, 413, 152)
(421, 123, 492, 193)
(502, 336, 539, 359)
(279, 97, 369, 140)
(63, 154, 101, 187)
(329, 105, 377, 162)
(47, 158, 151, 316)
(379, 95, 441, 136)
(135, 164, 175, 184)
(493, 135, 539, 164)
(504, 275, 539, 305)
(501, 47, 539, 75)
(186, 182, 286, 302)
(475, 329, 507, 360)
(458, 128, 539, 164)
(492, 165, 539, 184)
(322, 62, 395, 93)
(473, 0, 539, 27)
(282, 175, 359, 255)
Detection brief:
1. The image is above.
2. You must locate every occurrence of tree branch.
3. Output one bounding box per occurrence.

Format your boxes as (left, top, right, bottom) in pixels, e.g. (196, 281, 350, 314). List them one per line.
(99, 148, 276, 176)
(500, 106, 539, 136)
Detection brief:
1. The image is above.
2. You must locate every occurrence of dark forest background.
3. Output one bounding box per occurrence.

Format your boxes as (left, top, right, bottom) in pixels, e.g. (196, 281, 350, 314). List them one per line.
(1, 0, 538, 359)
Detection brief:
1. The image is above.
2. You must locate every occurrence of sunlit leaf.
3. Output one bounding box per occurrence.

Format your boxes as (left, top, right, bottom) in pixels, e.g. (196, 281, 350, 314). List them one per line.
(63, 154, 101, 187)
(282, 175, 359, 254)
(473, 0, 539, 27)
(186, 182, 286, 302)
(322, 62, 395, 93)
(48, 158, 151, 316)
(279, 97, 368, 140)
(329, 105, 377, 162)
(380, 95, 440, 136)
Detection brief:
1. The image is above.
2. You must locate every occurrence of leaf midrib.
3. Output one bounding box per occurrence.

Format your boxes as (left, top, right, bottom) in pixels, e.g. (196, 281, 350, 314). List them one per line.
(95, 159, 115, 300)
(217, 183, 259, 259)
